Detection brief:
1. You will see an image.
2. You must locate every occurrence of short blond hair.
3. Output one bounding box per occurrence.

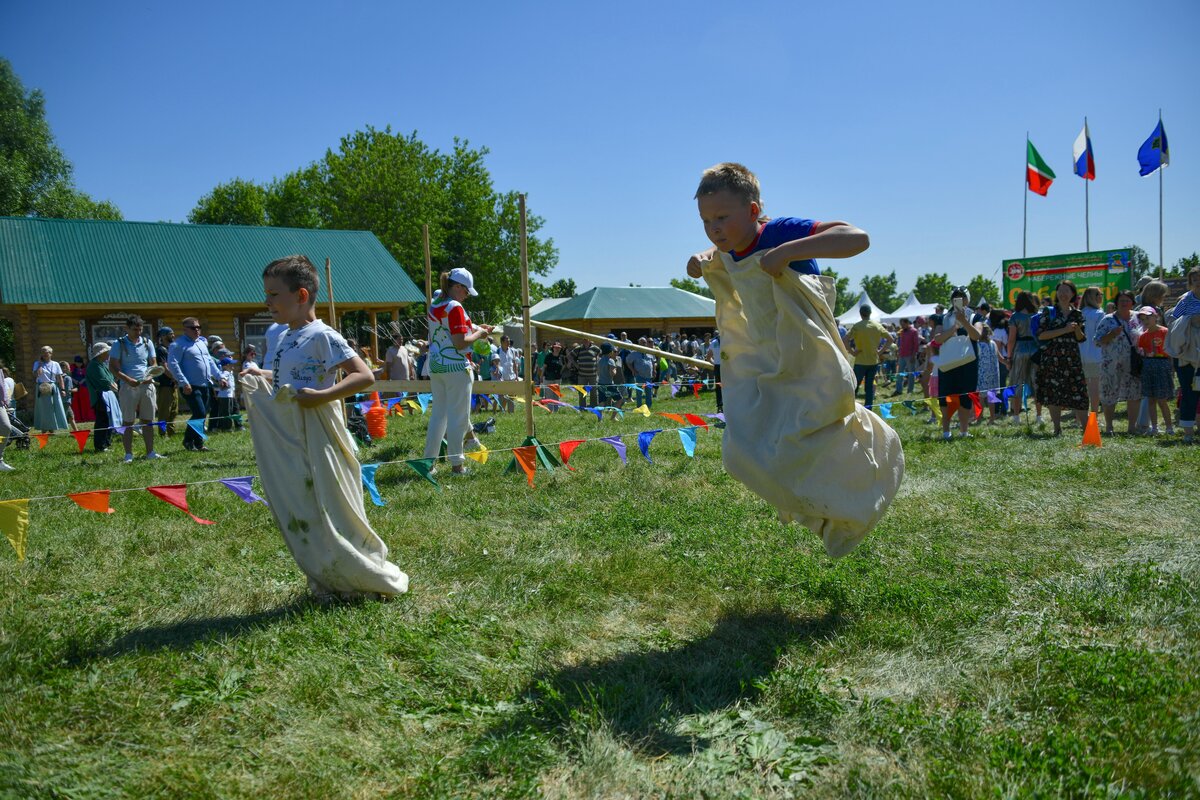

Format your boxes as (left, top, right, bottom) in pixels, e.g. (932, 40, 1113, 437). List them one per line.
(1081, 286, 1104, 309)
(695, 162, 762, 208)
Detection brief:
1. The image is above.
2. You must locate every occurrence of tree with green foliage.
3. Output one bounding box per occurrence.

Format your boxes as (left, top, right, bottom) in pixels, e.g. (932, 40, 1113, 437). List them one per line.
(820, 266, 858, 317)
(966, 275, 1000, 306)
(0, 58, 121, 220)
(1173, 252, 1199, 276)
(1127, 244, 1155, 283)
(669, 277, 713, 299)
(860, 271, 902, 312)
(547, 278, 578, 298)
(188, 127, 557, 318)
(914, 272, 954, 304)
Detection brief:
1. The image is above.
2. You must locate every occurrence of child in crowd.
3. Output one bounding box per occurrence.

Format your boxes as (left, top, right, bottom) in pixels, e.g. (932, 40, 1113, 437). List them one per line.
(686, 162, 904, 557)
(240, 255, 408, 601)
(211, 357, 242, 431)
(1137, 306, 1174, 435)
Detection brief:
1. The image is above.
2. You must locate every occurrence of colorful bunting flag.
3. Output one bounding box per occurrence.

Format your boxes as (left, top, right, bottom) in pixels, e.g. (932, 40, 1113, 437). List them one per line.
(659, 412, 687, 425)
(925, 396, 942, 421)
(879, 403, 894, 419)
(114, 425, 128, 436)
(157, 421, 168, 434)
(547, 384, 562, 399)
(187, 419, 208, 441)
(357, 401, 373, 415)
(146, 484, 214, 525)
(600, 435, 627, 465)
(0, 499, 30, 561)
(986, 390, 999, 404)
(219, 477, 267, 506)
(417, 393, 432, 413)
(902, 400, 918, 414)
(33, 433, 49, 449)
(637, 429, 662, 462)
(692, 383, 702, 398)
(677, 427, 697, 457)
(70, 430, 90, 453)
(585, 407, 604, 421)
(706, 413, 726, 423)
(969, 392, 983, 420)
(559, 439, 585, 470)
(405, 458, 439, 488)
(68, 490, 114, 514)
(572, 385, 587, 397)
(631, 404, 651, 417)
(513, 446, 537, 487)
(684, 414, 709, 430)
(466, 443, 489, 465)
(946, 395, 961, 416)
(361, 464, 386, 506)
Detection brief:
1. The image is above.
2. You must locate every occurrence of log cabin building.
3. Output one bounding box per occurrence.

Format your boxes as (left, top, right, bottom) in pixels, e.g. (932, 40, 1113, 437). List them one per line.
(0, 217, 424, 392)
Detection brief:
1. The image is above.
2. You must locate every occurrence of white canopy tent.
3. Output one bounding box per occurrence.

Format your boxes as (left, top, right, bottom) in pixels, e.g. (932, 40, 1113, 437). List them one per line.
(836, 290, 890, 327)
(881, 291, 939, 324)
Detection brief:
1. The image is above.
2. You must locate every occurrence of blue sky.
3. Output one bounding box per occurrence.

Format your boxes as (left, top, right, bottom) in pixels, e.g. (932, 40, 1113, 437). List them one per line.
(3, 0, 1197, 299)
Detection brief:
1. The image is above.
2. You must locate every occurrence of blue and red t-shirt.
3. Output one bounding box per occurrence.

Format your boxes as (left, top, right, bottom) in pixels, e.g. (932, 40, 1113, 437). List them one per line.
(729, 217, 821, 274)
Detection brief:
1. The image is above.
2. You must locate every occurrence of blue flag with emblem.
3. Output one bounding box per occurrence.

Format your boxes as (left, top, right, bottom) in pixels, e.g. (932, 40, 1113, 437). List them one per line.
(1138, 120, 1169, 176)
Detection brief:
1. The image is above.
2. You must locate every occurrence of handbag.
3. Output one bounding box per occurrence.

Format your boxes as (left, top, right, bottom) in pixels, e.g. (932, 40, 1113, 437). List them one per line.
(937, 334, 976, 371)
(1120, 323, 1142, 379)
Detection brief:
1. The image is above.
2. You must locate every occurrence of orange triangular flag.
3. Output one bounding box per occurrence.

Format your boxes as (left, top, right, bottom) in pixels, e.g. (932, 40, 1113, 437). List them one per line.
(1080, 411, 1102, 448)
(684, 413, 709, 430)
(146, 484, 214, 524)
(513, 446, 537, 487)
(558, 439, 586, 471)
(547, 384, 562, 399)
(68, 490, 115, 514)
(33, 433, 50, 449)
(946, 395, 961, 416)
(70, 430, 91, 453)
(658, 412, 687, 425)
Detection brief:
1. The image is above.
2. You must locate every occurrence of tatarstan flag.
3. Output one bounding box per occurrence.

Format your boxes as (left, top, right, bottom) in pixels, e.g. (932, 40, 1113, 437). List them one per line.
(1027, 139, 1056, 196)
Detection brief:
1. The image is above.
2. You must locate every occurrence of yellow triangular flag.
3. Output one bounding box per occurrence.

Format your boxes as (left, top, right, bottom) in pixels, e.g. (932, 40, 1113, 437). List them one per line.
(466, 443, 489, 465)
(631, 404, 651, 417)
(0, 499, 30, 561)
(573, 385, 587, 397)
(925, 396, 942, 421)
(512, 396, 526, 404)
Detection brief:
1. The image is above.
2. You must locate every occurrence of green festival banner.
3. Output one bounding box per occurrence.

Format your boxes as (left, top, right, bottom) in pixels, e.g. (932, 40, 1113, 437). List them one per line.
(1001, 249, 1132, 308)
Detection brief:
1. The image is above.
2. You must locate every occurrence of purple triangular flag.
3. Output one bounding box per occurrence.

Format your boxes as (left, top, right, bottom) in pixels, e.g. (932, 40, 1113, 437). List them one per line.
(600, 435, 627, 465)
(219, 476, 268, 506)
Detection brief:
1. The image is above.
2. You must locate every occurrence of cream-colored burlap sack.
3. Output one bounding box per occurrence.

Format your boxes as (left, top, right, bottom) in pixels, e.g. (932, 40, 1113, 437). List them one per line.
(240, 373, 408, 596)
(704, 251, 905, 558)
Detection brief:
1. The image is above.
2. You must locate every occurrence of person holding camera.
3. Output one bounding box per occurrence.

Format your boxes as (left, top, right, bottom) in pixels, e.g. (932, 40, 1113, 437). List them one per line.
(933, 288, 982, 440)
(1035, 280, 1089, 436)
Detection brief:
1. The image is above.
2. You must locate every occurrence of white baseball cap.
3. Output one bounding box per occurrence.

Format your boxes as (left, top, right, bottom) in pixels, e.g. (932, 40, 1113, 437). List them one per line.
(448, 267, 478, 296)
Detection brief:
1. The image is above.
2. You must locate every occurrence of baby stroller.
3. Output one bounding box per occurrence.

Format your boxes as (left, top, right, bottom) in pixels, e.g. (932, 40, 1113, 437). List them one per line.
(4, 405, 31, 450)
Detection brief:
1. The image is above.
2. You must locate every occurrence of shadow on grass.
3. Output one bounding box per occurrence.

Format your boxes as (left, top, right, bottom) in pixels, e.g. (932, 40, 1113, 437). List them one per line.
(72, 596, 324, 663)
(467, 609, 841, 773)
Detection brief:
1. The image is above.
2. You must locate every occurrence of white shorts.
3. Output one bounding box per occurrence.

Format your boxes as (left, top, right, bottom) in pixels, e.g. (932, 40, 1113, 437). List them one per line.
(119, 381, 158, 422)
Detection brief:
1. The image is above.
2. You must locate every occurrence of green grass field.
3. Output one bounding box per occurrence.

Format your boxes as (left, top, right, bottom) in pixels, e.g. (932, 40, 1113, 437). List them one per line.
(1, 391, 1197, 798)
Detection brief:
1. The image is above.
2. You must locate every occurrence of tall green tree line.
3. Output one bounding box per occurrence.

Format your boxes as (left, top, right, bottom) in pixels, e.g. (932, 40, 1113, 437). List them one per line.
(189, 128, 558, 319)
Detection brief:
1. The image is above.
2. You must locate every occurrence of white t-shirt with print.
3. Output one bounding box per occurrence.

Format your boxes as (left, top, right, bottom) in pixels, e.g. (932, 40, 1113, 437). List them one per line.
(263, 320, 356, 392)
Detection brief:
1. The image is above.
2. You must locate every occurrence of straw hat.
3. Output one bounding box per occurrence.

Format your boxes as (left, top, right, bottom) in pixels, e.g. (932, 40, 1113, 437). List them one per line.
(90, 341, 112, 359)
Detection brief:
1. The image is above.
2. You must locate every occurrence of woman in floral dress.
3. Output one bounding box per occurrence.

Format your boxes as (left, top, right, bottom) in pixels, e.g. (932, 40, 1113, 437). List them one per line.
(1035, 280, 1089, 435)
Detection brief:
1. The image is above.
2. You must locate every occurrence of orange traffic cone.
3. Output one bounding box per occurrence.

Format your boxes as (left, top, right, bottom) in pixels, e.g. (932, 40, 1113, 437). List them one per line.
(1080, 411, 1102, 448)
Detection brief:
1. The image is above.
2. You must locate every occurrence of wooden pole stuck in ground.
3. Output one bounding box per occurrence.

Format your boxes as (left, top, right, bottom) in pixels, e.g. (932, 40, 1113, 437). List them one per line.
(519, 195, 534, 439)
(422, 225, 432, 306)
(325, 257, 336, 329)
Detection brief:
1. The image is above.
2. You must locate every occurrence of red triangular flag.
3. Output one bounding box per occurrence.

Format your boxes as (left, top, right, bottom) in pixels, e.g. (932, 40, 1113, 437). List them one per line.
(513, 446, 537, 487)
(969, 392, 983, 420)
(70, 430, 91, 453)
(146, 484, 214, 525)
(68, 490, 115, 514)
(692, 383, 702, 398)
(658, 412, 687, 425)
(684, 413, 709, 430)
(558, 439, 586, 471)
(33, 433, 50, 449)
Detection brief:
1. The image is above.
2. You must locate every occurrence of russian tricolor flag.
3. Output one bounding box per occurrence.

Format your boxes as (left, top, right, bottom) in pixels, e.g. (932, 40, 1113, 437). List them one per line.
(1073, 120, 1095, 180)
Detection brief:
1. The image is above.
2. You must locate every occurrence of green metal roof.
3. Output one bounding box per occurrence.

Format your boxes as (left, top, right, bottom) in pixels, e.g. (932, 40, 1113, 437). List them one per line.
(531, 286, 715, 321)
(0, 217, 424, 306)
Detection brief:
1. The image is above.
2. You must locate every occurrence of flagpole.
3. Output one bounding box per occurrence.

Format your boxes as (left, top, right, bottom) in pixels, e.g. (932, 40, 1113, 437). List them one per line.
(1158, 110, 1164, 278)
(1023, 133, 1028, 258)
(1084, 116, 1090, 251)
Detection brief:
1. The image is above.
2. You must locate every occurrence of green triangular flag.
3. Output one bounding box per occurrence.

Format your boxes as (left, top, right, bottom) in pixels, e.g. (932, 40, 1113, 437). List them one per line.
(406, 458, 440, 488)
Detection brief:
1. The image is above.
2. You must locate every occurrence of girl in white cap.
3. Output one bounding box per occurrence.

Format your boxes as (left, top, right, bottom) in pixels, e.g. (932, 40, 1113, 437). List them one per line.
(423, 268, 492, 474)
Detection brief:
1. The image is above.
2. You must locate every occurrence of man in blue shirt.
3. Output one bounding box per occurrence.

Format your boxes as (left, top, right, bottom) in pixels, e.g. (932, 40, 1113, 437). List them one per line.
(167, 316, 223, 452)
(109, 315, 165, 462)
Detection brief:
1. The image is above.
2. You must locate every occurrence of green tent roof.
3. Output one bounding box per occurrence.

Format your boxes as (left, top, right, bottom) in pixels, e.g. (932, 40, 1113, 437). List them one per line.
(0, 217, 424, 306)
(532, 286, 715, 321)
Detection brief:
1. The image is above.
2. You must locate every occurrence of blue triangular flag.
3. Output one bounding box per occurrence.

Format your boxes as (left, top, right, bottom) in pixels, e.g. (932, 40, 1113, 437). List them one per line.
(386, 397, 406, 411)
(357, 401, 373, 415)
(219, 476, 268, 506)
(879, 403, 894, 419)
(361, 464, 386, 506)
(187, 419, 207, 441)
(637, 429, 662, 462)
(600, 435, 627, 465)
(586, 407, 604, 421)
(417, 393, 432, 413)
(677, 426, 697, 457)
(114, 425, 128, 435)
(157, 420, 168, 433)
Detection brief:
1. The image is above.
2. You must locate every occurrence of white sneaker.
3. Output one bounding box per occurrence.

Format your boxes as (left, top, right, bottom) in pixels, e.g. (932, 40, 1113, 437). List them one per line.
(122, 453, 135, 464)
(0, 461, 14, 472)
